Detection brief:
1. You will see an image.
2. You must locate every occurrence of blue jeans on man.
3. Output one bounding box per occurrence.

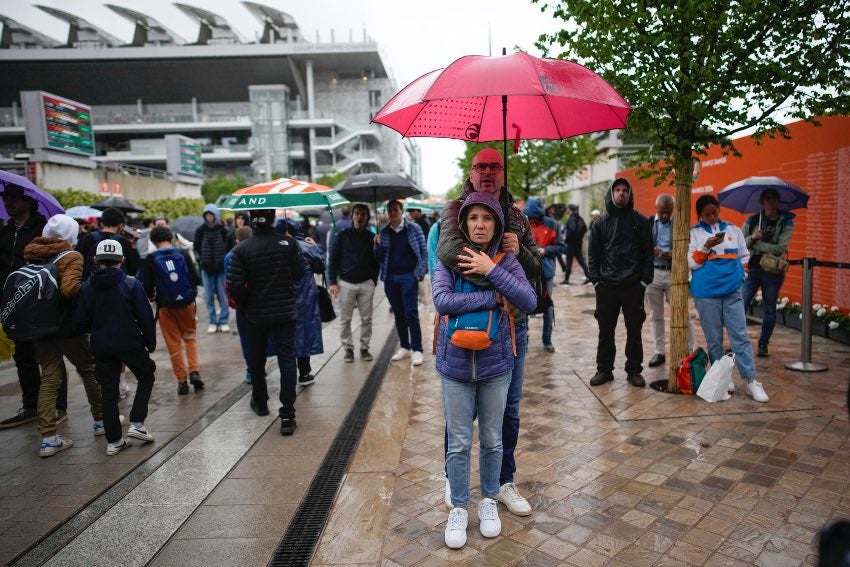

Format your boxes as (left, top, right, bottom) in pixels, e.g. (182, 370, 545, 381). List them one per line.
(201, 270, 229, 326)
(384, 271, 422, 352)
(742, 262, 785, 348)
(442, 371, 511, 507)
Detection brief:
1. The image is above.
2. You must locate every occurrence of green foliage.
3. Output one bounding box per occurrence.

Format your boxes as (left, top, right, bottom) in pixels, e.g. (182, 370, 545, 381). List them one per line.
(454, 137, 598, 199)
(534, 0, 849, 184)
(137, 198, 204, 220)
(201, 174, 246, 204)
(316, 169, 347, 188)
(45, 188, 100, 209)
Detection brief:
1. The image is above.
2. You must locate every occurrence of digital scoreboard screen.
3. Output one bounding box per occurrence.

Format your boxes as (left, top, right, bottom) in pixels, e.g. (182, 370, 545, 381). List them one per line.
(166, 134, 203, 177)
(21, 91, 95, 156)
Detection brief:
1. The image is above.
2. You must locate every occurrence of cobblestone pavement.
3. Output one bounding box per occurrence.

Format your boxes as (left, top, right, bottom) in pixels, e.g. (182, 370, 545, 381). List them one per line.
(316, 281, 850, 566)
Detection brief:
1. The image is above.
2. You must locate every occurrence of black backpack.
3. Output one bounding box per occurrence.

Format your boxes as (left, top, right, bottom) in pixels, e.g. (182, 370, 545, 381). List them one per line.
(1, 250, 73, 341)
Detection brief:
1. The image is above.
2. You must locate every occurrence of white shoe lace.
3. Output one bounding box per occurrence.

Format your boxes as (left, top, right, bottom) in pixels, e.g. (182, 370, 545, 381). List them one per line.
(501, 483, 522, 504)
(479, 498, 498, 521)
(447, 508, 467, 530)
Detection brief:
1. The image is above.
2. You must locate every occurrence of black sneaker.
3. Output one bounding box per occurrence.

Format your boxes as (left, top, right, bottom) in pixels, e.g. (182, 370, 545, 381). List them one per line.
(189, 371, 205, 390)
(343, 348, 354, 362)
(177, 381, 190, 395)
(627, 373, 646, 387)
(250, 397, 270, 416)
(298, 374, 315, 387)
(589, 371, 614, 386)
(0, 407, 38, 429)
(360, 348, 373, 361)
(757, 344, 769, 357)
(280, 418, 297, 436)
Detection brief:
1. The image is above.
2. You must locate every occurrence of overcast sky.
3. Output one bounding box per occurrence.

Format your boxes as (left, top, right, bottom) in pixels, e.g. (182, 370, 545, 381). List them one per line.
(6, 0, 561, 197)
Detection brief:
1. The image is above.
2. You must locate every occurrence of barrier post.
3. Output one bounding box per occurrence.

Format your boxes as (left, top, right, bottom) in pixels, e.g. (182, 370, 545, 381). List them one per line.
(786, 257, 828, 372)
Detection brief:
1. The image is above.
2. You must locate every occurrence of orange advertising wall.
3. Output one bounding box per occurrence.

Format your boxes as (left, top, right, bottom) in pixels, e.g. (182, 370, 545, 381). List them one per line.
(618, 116, 850, 312)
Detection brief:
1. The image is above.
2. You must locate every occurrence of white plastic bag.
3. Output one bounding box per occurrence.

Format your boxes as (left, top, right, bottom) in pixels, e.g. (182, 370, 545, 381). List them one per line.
(696, 353, 735, 402)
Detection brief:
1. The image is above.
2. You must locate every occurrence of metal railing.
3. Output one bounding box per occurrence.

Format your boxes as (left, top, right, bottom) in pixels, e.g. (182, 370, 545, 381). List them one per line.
(785, 257, 850, 372)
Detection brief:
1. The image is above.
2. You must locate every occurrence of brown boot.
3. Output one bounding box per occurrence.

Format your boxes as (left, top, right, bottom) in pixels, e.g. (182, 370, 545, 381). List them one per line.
(627, 373, 646, 387)
(589, 371, 614, 386)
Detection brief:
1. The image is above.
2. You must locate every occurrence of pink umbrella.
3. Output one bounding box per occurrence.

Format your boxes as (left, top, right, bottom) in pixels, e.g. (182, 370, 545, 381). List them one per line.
(372, 51, 631, 167)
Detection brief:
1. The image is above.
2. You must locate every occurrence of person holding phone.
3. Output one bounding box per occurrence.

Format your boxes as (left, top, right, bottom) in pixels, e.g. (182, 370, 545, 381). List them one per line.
(688, 195, 768, 402)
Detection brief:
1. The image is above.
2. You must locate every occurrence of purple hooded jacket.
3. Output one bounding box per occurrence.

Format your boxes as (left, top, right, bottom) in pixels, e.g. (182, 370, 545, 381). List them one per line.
(432, 192, 536, 382)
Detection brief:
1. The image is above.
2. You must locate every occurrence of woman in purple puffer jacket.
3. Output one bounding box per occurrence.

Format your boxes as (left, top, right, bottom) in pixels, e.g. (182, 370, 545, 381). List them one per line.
(432, 191, 536, 549)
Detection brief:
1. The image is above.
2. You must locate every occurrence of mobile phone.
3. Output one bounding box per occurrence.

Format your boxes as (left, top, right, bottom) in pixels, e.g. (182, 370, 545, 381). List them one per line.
(715, 231, 725, 239)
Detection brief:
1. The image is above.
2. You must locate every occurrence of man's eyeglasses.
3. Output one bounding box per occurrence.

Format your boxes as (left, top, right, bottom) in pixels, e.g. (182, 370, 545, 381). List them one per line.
(472, 163, 504, 173)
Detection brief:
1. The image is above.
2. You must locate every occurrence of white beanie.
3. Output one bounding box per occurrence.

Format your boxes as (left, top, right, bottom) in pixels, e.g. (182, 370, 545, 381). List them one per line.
(42, 214, 79, 247)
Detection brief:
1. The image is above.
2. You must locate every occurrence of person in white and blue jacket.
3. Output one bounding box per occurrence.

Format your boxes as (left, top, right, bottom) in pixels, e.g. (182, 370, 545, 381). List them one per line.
(433, 190, 536, 549)
(688, 194, 769, 403)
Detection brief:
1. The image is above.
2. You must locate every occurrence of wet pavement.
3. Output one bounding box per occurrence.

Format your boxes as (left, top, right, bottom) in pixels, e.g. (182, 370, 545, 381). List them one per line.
(0, 281, 848, 566)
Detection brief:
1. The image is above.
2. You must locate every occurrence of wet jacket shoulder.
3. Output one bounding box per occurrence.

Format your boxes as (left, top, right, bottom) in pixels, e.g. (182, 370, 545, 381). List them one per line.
(588, 180, 654, 287)
(742, 211, 795, 256)
(0, 212, 47, 282)
(75, 268, 156, 356)
(436, 180, 540, 288)
(226, 229, 305, 325)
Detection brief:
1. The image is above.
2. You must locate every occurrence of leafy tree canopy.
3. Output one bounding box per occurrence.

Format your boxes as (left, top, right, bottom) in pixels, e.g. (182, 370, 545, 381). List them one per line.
(316, 169, 347, 188)
(453, 136, 598, 199)
(534, 0, 849, 181)
(201, 174, 246, 204)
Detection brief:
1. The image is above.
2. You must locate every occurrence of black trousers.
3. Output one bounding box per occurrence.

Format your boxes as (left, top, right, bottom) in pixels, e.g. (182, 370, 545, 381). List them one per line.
(95, 350, 156, 443)
(564, 242, 590, 281)
(595, 282, 646, 374)
(14, 339, 68, 412)
(246, 320, 296, 419)
(297, 357, 311, 377)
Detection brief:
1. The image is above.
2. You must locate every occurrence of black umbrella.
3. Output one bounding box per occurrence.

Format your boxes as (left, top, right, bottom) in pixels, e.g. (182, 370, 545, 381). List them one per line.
(170, 215, 205, 241)
(333, 173, 421, 210)
(93, 196, 145, 213)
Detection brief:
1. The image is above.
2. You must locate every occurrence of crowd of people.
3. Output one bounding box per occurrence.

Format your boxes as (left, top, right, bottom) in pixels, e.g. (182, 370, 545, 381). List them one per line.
(0, 152, 791, 550)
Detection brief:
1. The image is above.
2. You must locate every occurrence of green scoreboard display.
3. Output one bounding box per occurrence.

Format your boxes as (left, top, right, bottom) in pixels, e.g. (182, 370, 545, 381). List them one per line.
(165, 134, 203, 177)
(21, 91, 95, 156)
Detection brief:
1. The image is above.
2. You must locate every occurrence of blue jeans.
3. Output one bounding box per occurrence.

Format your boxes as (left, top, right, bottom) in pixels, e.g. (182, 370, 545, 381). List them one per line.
(501, 320, 527, 485)
(201, 270, 229, 326)
(542, 278, 554, 346)
(383, 272, 422, 352)
(742, 262, 785, 347)
(694, 289, 757, 381)
(442, 371, 511, 507)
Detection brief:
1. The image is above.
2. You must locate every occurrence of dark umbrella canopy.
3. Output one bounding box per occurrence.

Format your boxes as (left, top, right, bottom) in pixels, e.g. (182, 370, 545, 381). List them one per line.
(170, 215, 205, 241)
(0, 169, 65, 219)
(334, 173, 421, 205)
(717, 176, 810, 214)
(93, 196, 145, 213)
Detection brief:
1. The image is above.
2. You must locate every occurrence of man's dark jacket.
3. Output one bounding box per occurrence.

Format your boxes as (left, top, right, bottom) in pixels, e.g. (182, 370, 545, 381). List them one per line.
(588, 178, 654, 287)
(226, 228, 304, 325)
(327, 227, 379, 285)
(0, 212, 47, 283)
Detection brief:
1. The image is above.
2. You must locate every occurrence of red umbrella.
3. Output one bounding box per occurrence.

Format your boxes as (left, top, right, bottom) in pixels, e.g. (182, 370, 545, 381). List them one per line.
(372, 51, 631, 170)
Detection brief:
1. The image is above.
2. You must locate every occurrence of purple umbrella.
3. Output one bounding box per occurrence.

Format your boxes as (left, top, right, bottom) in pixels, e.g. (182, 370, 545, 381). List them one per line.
(0, 169, 65, 220)
(717, 176, 809, 214)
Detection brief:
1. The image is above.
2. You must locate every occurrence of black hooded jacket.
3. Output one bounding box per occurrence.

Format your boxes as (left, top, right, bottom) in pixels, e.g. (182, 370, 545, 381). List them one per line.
(226, 226, 305, 325)
(588, 178, 654, 287)
(0, 211, 47, 283)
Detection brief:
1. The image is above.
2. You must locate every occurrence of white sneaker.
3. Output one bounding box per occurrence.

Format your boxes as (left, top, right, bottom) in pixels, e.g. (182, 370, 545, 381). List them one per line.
(106, 439, 130, 456)
(219, 324, 231, 333)
(444, 507, 468, 549)
(93, 415, 124, 436)
(478, 497, 501, 538)
(40, 435, 73, 457)
(411, 351, 424, 366)
(496, 482, 532, 516)
(746, 381, 769, 403)
(444, 476, 453, 509)
(127, 423, 154, 443)
(208, 324, 218, 334)
(118, 383, 131, 400)
(391, 347, 411, 361)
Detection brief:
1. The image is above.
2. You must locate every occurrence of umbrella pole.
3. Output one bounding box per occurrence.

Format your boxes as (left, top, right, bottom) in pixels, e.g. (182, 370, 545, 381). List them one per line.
(502, 94, 509, 188)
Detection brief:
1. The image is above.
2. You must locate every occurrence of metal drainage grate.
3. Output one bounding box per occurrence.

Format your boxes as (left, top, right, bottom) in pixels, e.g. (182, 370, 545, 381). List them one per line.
(269, 335, 398, 567)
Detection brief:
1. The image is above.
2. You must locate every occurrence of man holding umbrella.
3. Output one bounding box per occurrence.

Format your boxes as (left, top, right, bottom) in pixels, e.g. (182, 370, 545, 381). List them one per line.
(436, 148, 541, 517)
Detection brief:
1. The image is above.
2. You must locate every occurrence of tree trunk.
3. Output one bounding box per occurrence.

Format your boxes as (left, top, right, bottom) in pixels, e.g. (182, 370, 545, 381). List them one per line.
(668, 154, 695, 393)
